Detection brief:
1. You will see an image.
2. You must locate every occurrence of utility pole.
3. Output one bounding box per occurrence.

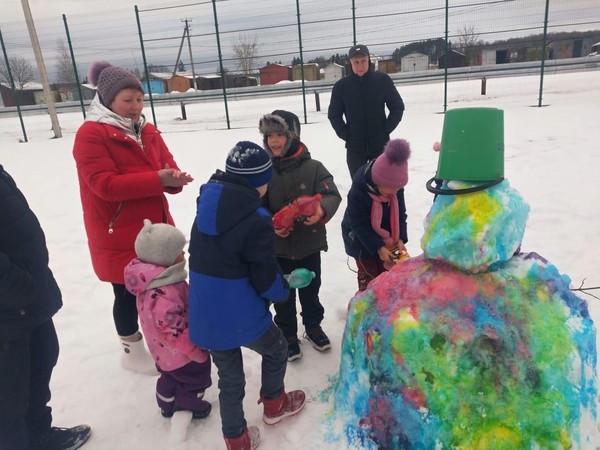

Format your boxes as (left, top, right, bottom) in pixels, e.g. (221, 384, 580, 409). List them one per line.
(21, 0, 62, 138)
(183, 19, 198, 90)
(173, 25, 186, 76)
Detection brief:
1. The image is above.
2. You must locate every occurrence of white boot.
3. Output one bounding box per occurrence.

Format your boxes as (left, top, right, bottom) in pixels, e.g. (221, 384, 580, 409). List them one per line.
(119, 332, 159, 375)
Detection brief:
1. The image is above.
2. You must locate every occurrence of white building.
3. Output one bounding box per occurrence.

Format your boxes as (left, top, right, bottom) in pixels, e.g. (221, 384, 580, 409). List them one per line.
(401, 52, 429, 72)
(322, 63, 345, 81)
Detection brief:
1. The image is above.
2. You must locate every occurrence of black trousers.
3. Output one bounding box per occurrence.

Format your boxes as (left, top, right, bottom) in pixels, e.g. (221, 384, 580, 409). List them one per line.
(0, 319, 59, 450)
(346, 147, 384, 179)
(112, 283, 139, 337)
(274, 252, 324, 338)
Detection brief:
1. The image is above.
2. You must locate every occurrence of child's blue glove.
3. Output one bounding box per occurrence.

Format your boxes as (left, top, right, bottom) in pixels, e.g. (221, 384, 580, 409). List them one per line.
(284, 268, 315, 289)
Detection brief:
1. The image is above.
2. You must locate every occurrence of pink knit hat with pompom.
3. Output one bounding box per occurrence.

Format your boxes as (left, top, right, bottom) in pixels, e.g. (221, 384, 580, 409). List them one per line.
(371, 139, 411, 190)
(88, 61, 143, 107)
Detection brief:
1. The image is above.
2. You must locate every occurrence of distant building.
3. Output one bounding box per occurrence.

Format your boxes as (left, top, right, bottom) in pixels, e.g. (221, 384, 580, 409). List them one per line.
(53, 83, 95, 102)
(229, 75, 258, 88)
(322, 63, 345, 80)
(292, 63, 320, 82)
(165, 72, 258, 92)
(81, 84, 97, 99)
(259, 64, 291, 85)
(167, 71, 222, 92)
(168, 72, 194, 92)
(142, 73, 170, 94)
(33, 89, 61, 105)
(438, 49, 466, 69)
(400, 52, 428, 72)
(370, 53, 382, 71)
(550, 37, 597, 58)
(378, 59, 398, 74)
(478, 48, 511, 65)
(0, 82, 43, 107)
(195, 75, 222, 90)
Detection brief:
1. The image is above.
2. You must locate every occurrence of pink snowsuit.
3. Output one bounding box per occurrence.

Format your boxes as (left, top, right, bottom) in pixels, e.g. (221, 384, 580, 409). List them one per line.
(124, 258, 208, 371)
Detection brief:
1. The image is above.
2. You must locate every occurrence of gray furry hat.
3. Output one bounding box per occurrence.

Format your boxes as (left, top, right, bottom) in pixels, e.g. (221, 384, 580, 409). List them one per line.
(259, 110, 301, 155)
(134, 219, 186, 267)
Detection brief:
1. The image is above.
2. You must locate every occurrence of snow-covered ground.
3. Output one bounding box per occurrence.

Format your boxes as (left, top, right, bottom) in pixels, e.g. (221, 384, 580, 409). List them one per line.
(1, 69, 599, 449)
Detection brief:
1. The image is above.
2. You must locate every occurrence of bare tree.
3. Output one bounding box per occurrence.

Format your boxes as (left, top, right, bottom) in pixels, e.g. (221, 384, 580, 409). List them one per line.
(55, 39, 76, 86)
(232, 33, 260, 76)
(0, 56, 37, 89)
(457, 25, 481, 66)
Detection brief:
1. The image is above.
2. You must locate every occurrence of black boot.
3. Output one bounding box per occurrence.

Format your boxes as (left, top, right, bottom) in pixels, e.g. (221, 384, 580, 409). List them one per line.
(30, 424, 91, 450)
(286, 336, 302, 361)
(304, 325, 331, 351)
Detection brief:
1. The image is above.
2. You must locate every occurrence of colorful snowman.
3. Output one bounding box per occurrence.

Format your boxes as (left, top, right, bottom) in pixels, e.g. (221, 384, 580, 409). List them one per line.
(331, 108, 598, 449)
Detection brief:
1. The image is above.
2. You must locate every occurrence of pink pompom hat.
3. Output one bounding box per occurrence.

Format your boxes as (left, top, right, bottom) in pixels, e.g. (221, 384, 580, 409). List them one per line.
(371, 139, 411, 190)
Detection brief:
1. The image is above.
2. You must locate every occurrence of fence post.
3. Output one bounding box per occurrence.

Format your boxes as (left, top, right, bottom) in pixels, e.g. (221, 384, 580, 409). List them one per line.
(314, 91, 321, 112)
(351, 0, 356, 44)
(295, 0, 308, 125)
(135, 5, 157, 126)
(211, 0, 231, 130)
(180, 102, 187, 120)
(481, 77, 486, 95)
(0, 27, 28, 142)
(537, 0, 550, 107)
(63, 14, 86, 119)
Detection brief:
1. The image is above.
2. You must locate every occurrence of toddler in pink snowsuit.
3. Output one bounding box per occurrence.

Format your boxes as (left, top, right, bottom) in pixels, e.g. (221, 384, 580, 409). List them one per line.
(125, 219, 212, 419)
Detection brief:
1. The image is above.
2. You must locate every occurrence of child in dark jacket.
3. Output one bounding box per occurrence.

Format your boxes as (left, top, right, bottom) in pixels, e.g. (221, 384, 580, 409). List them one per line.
(124, 219, 212, 419)
(259, 110, 342, 362)
(341, 139, 411, 292)
(188, 141, 306, 450)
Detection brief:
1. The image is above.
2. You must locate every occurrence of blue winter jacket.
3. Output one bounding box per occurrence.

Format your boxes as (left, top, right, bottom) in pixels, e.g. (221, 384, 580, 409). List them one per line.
(341, 161, 408, 259)
(188, 170, 289, 351)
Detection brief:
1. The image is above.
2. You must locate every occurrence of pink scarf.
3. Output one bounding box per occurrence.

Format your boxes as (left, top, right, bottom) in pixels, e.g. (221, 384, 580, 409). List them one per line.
(368, 192, 399, 247)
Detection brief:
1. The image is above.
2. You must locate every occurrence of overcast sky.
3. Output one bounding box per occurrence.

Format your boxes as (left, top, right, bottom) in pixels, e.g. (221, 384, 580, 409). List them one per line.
(1, 0, 599, 83)
(4, 0, 600, 35)
(2, 0, 151, 23)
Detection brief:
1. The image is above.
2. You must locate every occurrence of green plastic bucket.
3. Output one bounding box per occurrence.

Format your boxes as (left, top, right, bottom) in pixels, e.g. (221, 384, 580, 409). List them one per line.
(435, 107, 504, 182)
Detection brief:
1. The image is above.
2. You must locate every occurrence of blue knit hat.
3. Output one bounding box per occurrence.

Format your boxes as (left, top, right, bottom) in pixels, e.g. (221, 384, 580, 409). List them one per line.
(225, 141, 273, 188)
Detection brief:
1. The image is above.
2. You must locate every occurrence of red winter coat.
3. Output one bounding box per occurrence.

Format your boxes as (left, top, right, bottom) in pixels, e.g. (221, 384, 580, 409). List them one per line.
(73, 119, 182, 284)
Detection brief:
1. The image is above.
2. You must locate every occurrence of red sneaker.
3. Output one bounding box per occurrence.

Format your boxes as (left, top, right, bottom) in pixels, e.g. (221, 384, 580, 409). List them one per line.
(224, 426, 260, 450)
(259, 390, 306, 425)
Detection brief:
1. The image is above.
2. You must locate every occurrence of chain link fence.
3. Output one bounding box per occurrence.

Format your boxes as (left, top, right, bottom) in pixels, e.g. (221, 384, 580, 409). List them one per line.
(1, 0, 599, 136)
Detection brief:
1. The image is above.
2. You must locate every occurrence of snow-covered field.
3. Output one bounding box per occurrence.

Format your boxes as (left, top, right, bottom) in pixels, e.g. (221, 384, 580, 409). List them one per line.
(1, 69, 599, 449)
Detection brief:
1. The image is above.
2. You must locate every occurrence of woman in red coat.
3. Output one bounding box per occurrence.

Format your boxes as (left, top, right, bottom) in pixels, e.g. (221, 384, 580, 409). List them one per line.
(73, 61, 193, 374)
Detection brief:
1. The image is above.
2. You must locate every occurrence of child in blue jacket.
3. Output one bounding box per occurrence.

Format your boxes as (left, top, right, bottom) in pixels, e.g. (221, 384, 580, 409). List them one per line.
(188, 141, 306, 450)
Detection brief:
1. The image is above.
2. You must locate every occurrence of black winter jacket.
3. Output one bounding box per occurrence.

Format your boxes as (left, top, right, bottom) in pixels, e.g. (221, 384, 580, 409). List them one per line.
(341, 161, 408, 259)
(263, 140, 342, 260)
(0, 165, 62, 341)
(328, 66, 405, 157)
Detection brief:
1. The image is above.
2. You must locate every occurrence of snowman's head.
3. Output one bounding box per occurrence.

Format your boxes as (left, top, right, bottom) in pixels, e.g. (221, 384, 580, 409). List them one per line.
(420, 180, 530, 273)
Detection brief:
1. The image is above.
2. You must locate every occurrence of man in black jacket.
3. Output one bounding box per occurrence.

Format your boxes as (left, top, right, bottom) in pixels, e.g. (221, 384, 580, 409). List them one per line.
(328, 44, 405, 178)
(0, 165, 91, 450)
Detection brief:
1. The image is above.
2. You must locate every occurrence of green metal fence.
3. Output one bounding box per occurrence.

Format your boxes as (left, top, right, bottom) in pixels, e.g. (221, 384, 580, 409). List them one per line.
(1, 0, 599, 138)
